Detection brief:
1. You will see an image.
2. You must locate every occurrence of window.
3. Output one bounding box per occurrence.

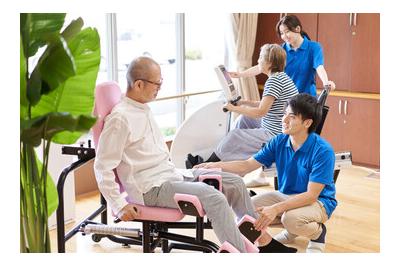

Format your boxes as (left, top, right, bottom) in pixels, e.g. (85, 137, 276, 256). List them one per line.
(184, 13, 228, 120)
(116, 13, 179, 136)
(62, 13, 229, 138)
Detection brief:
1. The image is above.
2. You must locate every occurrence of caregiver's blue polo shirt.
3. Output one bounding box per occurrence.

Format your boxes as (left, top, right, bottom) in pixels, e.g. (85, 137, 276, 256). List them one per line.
(283, 37, 324, 96)
(254, 133, 337, 217)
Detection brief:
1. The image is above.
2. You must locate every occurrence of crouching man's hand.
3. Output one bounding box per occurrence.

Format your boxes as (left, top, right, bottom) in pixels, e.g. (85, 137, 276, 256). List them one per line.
(117, 204, 140, 221)
(254, 206, 278, 231)
(193, 162, 221, 169)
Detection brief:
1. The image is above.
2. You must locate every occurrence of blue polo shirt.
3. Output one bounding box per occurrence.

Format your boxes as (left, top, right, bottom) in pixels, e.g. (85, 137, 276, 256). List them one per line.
(282, 37, 324, 96)
(254, 133, 337, 217)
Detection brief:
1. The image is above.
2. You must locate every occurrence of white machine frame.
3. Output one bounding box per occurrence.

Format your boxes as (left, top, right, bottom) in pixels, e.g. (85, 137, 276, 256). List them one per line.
(170, 65, 352, 174)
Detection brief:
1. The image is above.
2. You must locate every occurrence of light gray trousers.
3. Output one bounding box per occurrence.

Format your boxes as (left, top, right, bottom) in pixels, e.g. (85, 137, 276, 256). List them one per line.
(215, 115, 274, 161)
(143, 169, 257, 252)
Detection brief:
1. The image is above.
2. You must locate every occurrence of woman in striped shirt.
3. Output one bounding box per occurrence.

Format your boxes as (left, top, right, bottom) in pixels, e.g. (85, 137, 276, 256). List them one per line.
(187, 44, 298, 176)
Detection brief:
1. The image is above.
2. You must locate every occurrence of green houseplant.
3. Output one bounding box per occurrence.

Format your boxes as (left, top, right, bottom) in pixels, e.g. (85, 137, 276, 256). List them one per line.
(20, 13, 100, 252)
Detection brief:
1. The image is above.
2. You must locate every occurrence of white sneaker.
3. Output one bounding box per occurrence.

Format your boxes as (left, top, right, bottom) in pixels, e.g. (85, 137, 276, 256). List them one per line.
(306, 223, 327, 253)
(245, 177, 270, 187)
(274, 229, 297, 244)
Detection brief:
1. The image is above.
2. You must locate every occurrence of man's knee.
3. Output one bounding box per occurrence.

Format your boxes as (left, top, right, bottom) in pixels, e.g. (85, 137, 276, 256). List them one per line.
(281, 211, 302, 234)
(252, 191, 284, 208)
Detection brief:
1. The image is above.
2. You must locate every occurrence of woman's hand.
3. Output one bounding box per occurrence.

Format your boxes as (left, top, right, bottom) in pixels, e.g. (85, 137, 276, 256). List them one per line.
(326, 80, 336, 90)
(223, 102, 236, 112)
(228, 71, 241, 78)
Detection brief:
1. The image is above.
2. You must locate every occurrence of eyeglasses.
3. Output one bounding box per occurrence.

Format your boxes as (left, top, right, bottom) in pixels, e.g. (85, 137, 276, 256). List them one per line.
(137, 78, 163, 87)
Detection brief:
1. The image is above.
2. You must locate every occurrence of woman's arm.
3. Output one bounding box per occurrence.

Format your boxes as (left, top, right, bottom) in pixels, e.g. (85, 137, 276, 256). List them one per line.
(316, 65, 336, 90)
(238, 99, 260, 107)
(229, 65, 262, 78)
(225, 95, 275, 119)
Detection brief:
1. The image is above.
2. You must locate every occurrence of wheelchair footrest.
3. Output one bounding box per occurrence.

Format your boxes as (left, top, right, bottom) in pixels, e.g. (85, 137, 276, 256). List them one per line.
(174, 194, 205, 217)
(242, 235, 259, 253)
(238, 215, 263, 244)
(218, 241, 240, 253)
(218, 236, 259, 253)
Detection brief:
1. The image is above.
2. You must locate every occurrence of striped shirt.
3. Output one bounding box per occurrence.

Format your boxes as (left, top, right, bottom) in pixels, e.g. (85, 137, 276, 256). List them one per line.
(261, 72, 298, 136)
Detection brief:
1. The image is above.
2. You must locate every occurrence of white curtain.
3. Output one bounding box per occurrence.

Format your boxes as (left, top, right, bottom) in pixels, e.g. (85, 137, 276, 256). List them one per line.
(227, 13, 260, 101)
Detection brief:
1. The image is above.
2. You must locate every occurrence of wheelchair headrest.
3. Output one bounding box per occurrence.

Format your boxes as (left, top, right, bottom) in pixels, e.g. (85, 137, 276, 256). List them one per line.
(92, 81, 122, 149)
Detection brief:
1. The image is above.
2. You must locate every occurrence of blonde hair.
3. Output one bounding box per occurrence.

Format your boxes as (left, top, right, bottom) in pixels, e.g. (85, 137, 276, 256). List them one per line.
(259, 44, 286, 73)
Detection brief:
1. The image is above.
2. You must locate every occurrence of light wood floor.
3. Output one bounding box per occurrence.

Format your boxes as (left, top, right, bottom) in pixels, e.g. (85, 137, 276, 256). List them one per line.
(50, 165, 380, 253)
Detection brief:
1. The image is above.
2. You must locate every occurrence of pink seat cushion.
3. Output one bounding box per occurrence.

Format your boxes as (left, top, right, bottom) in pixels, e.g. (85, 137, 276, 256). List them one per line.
(126, 201, 184, 222)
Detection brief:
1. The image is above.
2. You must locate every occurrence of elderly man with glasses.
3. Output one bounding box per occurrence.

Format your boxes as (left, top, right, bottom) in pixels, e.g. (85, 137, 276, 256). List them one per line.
(94, 56, 297, 253)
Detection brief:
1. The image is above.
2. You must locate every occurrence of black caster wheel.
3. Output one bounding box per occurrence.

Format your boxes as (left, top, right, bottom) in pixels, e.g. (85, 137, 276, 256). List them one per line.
(92, 234, 103, 243)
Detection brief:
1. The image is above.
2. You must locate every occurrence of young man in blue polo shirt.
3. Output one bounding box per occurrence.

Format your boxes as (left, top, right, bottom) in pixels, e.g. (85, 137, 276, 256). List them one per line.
(195, 93, 336, 252)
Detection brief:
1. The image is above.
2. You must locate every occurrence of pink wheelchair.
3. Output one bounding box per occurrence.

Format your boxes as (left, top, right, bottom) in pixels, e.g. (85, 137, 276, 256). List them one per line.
(56, 81, 261, 253)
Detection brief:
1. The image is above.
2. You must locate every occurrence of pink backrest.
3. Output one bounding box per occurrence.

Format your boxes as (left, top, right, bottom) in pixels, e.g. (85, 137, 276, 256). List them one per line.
(91, 81, 185, 222)
(92, 81, 122, 149)
(92, 82, 123, 193)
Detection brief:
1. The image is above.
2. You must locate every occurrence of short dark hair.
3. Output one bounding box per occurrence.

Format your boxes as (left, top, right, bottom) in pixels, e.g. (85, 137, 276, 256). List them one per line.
(286, 93, 322, 133)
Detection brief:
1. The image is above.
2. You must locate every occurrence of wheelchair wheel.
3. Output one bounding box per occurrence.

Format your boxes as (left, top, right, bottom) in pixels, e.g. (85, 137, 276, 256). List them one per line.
(91, 234, 103, 243)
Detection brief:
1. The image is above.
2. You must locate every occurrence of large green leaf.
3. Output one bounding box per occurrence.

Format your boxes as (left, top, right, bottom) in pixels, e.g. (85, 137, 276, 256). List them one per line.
(31, 27, 100, 144)
(20, 38, 28, 119)
(27, 35, 76, 106)
(21, 112, 97, 146)
(61, 17, 84, 42)
(20, 13, 66, 58)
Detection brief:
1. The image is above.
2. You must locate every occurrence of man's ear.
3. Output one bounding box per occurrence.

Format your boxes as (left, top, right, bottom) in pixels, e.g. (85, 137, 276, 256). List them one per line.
(134, 80, 144, 90)
(304, 118, 313, 129)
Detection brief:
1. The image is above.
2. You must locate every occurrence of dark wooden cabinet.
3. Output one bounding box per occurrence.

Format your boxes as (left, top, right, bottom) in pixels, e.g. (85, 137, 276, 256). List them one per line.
(349, 14, 380, 93)
(254, 13, 380, 93)
(316, 14, 352, 90)
(317, 13, 380, 93)
(253, 13, 380, 167)
(321, 95, 380, 167)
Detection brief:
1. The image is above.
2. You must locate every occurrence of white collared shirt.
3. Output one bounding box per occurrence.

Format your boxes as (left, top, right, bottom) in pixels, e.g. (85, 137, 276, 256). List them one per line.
(94, 96, 183, 214)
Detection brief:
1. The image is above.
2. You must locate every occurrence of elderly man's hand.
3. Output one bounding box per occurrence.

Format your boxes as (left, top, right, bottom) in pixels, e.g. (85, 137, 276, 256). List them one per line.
(117, 204, 140, 221)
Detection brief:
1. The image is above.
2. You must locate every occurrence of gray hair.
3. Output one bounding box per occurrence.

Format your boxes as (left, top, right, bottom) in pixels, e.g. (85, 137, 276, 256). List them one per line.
(126, 56, 158, 90)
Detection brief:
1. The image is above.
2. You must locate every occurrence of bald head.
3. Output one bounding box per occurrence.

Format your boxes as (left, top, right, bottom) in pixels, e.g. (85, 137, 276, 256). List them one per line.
(126, 56, 160, 91)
